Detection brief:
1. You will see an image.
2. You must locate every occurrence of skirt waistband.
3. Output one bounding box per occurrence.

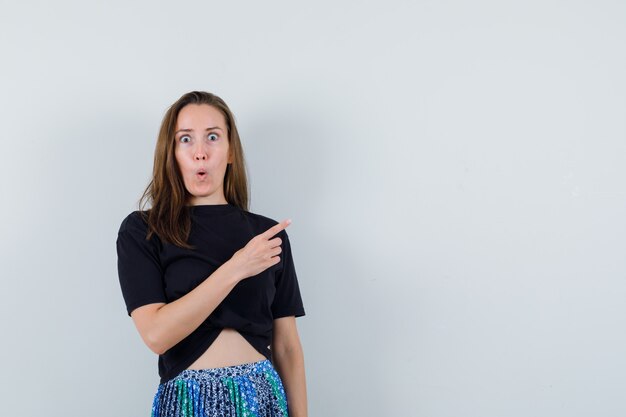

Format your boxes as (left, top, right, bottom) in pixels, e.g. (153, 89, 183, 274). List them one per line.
(152, 359, 289, 417)
(171, 359, 273, 383)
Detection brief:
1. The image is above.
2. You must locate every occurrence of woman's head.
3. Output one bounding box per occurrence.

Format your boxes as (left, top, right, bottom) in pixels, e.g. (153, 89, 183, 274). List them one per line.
(174, 103, 232, 206)
(139, 91, 249, 247)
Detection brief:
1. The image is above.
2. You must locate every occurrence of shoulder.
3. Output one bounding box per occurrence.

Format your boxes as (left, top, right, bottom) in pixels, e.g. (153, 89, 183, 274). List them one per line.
(240, 209, 287, 238)
(117, 210, 150, 235)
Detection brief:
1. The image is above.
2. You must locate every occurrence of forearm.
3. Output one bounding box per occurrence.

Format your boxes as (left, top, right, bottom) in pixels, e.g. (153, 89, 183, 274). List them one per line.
(273, 343, 308, 417)
(151, 260, 241, 354)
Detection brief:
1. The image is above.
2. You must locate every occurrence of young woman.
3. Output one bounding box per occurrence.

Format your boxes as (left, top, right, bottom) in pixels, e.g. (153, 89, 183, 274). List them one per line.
(116, 91, 307, 417)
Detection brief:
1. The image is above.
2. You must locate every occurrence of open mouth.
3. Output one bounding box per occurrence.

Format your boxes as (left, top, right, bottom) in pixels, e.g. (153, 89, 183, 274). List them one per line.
(196, 171, 207, 179)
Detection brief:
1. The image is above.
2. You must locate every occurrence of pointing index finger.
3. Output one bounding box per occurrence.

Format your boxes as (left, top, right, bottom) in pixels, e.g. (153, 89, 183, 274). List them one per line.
(263, 218, 291, 239)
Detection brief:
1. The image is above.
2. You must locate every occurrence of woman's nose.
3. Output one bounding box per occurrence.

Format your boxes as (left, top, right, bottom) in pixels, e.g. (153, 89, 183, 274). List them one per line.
(194, 147, 208, 160)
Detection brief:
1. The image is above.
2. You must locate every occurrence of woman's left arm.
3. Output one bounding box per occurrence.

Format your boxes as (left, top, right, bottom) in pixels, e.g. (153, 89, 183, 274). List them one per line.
(272, 316, 308, 417)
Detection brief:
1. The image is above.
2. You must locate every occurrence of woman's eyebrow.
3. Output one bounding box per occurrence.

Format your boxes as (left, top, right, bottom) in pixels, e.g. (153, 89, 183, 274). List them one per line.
(175, 127, 223, 134)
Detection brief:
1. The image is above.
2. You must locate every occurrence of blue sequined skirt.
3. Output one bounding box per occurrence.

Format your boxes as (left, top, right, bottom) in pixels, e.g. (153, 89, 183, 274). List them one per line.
(151, 359, 289, 417)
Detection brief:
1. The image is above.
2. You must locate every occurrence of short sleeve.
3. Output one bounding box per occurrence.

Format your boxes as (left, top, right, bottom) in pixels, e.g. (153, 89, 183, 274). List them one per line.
(116, 211, 167, 317)
(271, 230, 306, 319)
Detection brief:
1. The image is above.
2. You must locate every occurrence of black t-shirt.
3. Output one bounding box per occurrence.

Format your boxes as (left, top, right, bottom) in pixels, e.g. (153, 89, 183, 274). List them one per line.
(116, 203, 305, 384)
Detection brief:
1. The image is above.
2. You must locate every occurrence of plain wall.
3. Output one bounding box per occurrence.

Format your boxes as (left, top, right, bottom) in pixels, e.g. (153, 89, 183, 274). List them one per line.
(0, 1, 624, 416)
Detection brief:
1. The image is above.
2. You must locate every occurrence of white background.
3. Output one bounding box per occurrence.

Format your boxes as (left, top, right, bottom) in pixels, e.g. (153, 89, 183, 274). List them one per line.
(1, 1, 625, 416)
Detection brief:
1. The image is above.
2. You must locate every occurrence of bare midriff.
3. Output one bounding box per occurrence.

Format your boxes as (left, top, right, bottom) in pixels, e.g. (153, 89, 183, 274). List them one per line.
(185, 328, 267, 370)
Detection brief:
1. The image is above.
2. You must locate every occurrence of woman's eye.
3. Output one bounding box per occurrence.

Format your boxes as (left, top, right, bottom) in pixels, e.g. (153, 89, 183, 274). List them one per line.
(180, 135, 190, 143)
(208, 133, 219, 141)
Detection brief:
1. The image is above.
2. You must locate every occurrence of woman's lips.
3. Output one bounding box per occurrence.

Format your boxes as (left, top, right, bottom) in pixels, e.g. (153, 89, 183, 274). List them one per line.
(196, 172, 207, 180)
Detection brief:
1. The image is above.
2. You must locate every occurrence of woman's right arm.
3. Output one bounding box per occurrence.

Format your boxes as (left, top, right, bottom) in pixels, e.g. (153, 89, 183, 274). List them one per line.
(131, 260, 242, 355)
(130, 219, 291, 355)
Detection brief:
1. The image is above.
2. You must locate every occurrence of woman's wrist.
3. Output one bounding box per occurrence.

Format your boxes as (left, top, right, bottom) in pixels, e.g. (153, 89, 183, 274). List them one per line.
(220, 258, 244, 285)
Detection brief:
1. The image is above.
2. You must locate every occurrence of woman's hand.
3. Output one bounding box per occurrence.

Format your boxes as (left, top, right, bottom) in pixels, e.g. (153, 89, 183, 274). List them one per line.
(229, 219, 292, 281)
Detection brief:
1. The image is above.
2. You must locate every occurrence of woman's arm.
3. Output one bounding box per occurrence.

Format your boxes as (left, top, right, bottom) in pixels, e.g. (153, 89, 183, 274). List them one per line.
(272, 316, 308, 417)
(131, 260, 241, 355)
(131, 219, 291, 355)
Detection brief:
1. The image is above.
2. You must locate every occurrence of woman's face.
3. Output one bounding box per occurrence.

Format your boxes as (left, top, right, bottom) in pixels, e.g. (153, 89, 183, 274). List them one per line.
(174, 104, 232, 205)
